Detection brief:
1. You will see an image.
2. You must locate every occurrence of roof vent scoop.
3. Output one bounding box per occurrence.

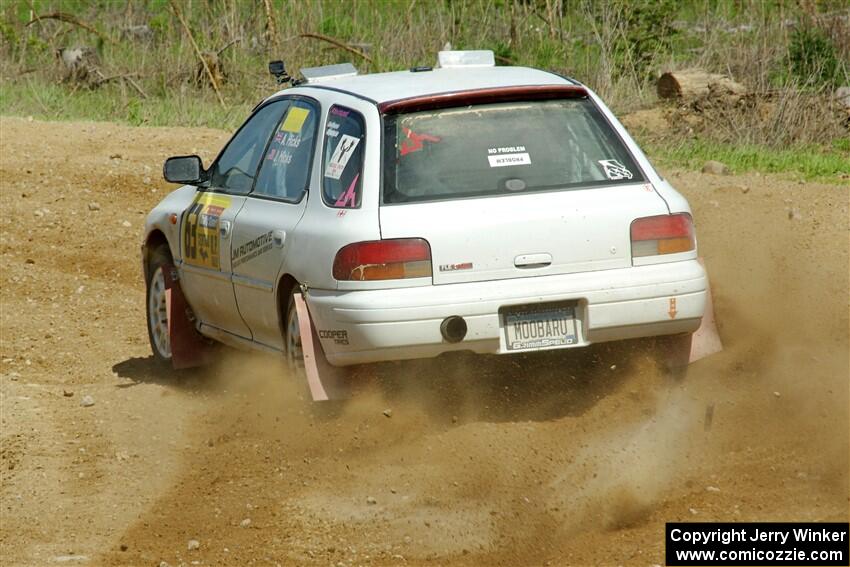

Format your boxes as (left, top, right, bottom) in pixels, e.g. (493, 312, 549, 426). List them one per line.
(437, 50, 495, 69)
(299, 62, 358, 83)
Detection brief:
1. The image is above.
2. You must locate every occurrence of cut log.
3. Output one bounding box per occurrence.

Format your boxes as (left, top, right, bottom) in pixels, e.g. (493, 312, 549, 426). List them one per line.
(657, 70, 745, 100)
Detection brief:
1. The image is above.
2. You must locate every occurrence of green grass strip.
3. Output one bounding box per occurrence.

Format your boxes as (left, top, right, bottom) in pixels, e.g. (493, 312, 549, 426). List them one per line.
(645, 140, 850, 184)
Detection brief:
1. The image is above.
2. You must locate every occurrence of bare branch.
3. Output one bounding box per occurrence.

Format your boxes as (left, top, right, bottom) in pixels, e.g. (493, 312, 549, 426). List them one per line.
(167, 0, 226, 108)
(216, 37, 242, 57)
(298, 32, 373, 63)
(25, 11, 117, 45)
(262, 0, 278, 52)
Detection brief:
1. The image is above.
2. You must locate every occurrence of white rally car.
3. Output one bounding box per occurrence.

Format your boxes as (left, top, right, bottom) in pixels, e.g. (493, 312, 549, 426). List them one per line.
(143, 51, 718, 399)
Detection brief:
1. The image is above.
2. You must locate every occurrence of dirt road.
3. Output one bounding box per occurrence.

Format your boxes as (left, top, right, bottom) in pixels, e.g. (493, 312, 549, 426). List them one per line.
(1, 117, 847, 567)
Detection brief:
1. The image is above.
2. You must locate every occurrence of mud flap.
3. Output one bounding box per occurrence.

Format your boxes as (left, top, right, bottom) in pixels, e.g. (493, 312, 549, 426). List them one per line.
(690, 257, 723, 363)
(293, 293, 351, 402)
(163, 264, 213, 370)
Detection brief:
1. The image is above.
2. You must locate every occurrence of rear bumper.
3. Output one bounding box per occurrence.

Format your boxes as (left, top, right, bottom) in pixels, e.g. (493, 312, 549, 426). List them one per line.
(306, 259, 707, 366)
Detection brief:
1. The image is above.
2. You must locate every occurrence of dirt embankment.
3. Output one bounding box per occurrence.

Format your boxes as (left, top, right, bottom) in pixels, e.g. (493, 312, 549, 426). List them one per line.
(0, 117, 847, 567)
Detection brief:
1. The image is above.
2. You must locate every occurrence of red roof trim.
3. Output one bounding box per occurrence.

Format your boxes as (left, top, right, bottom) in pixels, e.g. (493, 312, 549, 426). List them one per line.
(378, 85, 588, 114)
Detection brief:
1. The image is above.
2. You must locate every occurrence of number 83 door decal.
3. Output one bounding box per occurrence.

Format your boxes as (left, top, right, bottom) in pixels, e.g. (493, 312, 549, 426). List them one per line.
(182, 193, 231, 269)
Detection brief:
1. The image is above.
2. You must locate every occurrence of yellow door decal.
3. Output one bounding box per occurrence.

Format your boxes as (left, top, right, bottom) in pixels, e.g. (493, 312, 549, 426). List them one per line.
(281, 106, 310, 133)
(182, 193, 231, 269)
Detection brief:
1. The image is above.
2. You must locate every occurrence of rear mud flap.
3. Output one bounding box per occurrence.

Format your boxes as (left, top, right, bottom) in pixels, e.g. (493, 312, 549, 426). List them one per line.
(293, 293, 351, 402)
(690, 257, 723, 363)
(163, 264, 213, 370)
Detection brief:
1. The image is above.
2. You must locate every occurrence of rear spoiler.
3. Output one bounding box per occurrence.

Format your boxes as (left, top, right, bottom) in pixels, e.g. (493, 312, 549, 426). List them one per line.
(379, 84, 588, 115)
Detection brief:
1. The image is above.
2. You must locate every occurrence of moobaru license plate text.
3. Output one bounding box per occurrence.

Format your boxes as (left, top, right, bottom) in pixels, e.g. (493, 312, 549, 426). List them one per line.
(504, 306, 577, 350)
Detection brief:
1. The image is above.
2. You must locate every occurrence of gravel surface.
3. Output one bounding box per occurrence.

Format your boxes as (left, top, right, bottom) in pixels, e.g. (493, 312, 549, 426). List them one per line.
(1, 117, 847, 566)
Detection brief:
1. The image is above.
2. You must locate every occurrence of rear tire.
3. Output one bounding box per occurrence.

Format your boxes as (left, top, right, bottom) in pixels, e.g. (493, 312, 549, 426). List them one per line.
(655, 333, 693, 381)
(284, 289, 350, 415)
(284, 289, 305, 374)
(146, 245, 173, 366)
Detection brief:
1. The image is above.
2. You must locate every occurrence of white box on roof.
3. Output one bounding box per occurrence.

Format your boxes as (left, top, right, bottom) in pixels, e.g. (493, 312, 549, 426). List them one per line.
(300, 63, 359, 83)
(437, 50, 495, 68)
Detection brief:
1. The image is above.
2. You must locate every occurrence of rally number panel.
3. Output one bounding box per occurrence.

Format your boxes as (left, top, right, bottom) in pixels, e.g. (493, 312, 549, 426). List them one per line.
(182, 193, 231, 269)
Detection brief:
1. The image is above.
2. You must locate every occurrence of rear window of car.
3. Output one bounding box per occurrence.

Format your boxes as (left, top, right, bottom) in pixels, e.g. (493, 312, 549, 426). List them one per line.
(381, 98, 644, 204)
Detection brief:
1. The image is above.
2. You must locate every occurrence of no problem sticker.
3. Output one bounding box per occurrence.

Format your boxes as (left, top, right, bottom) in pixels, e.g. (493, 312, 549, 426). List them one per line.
(487, 146, 531, 167)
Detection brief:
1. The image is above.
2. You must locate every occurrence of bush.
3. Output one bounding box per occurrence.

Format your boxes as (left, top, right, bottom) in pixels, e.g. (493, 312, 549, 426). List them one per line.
(786, 26, 842, 88)
(615, 0, 679, 81)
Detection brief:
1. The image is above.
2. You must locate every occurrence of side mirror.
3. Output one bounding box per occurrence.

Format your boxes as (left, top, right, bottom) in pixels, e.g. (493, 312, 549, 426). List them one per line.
(163, 155, 205, 184)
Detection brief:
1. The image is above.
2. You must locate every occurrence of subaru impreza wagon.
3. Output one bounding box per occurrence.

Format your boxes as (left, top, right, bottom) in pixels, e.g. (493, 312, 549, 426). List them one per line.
(142, 50, 708, 395)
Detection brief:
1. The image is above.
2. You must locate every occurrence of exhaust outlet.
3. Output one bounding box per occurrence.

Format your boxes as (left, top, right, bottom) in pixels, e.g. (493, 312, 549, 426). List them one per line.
(440, 316, 467, 343)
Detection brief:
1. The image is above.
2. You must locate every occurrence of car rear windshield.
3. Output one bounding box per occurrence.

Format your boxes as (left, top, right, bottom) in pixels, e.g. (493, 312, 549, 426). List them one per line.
(382, 98, 644, 204)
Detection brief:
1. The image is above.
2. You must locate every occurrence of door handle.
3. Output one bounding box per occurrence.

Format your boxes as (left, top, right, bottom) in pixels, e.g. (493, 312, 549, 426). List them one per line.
(273, 229, 286, 247)
(219, 220, 232, 238)
(514, 253, 552, 268)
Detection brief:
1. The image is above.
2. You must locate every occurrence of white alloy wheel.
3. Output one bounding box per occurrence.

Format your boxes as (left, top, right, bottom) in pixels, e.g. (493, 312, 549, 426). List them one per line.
(148, 265, 171, 359)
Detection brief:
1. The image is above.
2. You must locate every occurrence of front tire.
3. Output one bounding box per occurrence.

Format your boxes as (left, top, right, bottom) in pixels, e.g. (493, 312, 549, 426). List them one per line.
(146, 245, 173, 366)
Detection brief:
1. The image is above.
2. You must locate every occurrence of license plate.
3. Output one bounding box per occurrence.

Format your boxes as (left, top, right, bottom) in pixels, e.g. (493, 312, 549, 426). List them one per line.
(502, 303, 578, 352)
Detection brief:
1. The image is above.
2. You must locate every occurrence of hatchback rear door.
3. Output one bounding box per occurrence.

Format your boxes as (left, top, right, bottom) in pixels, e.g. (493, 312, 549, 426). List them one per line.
(380, 185, 668, 285)
(378, 96, 669, 284)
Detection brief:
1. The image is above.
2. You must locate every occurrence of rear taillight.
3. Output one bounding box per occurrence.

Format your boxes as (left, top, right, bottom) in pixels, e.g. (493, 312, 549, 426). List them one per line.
(630, 213, 695, 257)
(333, 238, 432, 281)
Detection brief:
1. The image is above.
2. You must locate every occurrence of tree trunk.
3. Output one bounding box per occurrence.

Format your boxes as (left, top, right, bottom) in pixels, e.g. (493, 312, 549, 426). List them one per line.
(657, 70, 745, 100)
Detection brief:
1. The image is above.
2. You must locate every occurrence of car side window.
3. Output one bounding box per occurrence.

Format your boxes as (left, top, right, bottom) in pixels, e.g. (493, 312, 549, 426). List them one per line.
(322, 106, 365, 208)
(253, 99, 319, 201)
(208, 100, 288, 195)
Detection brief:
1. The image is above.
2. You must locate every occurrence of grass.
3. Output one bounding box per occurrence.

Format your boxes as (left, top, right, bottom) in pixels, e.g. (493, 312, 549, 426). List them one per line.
(0, 80, 251, 130)
(645, 139, 850, 183)
(1, 0, 847, 183)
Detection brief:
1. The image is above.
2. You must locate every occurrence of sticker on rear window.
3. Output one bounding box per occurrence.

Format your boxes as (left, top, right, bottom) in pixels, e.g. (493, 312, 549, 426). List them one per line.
(598, 159, 633, 180)
(325, 120, 341, 138)
(487, 146, 531, 167)
(334, 173, 360, 208)
(325, 134, 360, 179)
(400, 127, 441, 156)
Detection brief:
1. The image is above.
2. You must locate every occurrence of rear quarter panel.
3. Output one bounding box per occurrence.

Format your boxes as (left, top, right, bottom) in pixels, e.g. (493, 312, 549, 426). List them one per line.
(584, 86, 692, 216)
(275, 89, 383, 292)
